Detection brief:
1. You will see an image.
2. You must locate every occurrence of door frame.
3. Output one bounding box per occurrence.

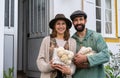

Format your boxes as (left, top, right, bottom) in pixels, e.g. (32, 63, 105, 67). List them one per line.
(4, 0, 18, 77)
(0, 0, 4, 78)
(14, 0, 18, 77)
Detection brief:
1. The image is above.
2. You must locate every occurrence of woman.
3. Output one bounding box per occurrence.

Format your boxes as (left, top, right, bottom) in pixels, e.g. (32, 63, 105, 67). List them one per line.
(36, 14, 76, 78)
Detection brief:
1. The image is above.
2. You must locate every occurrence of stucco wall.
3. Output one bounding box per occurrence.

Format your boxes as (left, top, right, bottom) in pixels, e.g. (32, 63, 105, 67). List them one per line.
(52, 0, 82, 36)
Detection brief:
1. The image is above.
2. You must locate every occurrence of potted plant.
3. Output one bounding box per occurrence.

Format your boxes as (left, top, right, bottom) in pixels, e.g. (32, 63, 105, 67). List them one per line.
(4, 67, 14, 78)
(104, 51, 120, 78)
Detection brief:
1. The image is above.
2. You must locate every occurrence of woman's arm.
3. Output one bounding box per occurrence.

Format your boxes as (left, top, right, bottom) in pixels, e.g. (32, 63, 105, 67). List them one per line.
(36, 37, 54, 72)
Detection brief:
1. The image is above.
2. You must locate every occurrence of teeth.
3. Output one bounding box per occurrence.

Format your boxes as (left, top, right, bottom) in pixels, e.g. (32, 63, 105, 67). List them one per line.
(59, 29, 64, 30)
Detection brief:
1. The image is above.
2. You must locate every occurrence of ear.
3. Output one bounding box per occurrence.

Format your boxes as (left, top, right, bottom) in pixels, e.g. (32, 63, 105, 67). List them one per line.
(72, 21, 74, 25)
(85, 19, 87, 23)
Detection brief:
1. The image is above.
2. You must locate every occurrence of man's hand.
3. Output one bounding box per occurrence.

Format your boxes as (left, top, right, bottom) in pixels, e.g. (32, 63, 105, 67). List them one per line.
(75, 63, 89, 69)
(73, 53, 88, 63)
(73, 53, 88, 68)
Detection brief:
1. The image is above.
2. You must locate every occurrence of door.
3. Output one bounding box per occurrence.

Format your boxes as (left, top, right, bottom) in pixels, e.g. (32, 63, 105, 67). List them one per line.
(4, 0, 18, 78)
(23, 0, 49, 77)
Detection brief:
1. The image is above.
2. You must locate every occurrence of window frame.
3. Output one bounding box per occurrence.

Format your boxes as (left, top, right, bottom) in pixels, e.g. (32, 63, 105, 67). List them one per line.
(95, 0, 115, 38)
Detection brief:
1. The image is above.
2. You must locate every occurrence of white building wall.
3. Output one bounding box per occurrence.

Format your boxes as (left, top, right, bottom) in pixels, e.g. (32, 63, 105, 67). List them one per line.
(53, 0, 82, 36)
(0, 0, 4, 78)
(83, 0, 96, 31)
(107, 43, 120, 54)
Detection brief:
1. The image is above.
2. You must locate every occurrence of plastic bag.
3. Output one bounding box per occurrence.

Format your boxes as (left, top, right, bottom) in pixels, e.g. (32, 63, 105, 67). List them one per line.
(52, 47, 74, 66)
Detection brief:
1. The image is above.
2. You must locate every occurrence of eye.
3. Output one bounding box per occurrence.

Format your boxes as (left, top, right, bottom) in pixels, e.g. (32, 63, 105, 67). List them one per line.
(62, 22, 66, 25)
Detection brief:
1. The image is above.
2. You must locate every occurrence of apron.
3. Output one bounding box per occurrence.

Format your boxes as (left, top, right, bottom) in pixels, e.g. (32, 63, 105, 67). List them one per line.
(49, 37, 69, 78)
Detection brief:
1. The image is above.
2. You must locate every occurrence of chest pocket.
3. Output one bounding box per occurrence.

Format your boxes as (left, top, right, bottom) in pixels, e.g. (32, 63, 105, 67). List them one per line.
(86, 33, 98, 52)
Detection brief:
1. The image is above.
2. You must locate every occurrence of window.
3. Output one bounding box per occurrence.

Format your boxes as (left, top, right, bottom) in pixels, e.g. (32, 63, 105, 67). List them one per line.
(95, 0, 115, 37)
(29, 0, 49, 38)
(4, 0, 14, 27)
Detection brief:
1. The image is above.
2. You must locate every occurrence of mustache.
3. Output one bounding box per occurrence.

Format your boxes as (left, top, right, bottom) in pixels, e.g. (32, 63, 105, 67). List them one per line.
(75, 24, 84, 27)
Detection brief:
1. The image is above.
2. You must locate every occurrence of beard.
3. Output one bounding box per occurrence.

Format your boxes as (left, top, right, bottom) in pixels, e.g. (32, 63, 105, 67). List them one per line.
(74, 24, 85, 32)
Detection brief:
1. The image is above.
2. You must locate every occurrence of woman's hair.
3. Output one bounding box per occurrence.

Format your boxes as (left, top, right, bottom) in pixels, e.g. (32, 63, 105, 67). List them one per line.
(50, 25, 70, 41)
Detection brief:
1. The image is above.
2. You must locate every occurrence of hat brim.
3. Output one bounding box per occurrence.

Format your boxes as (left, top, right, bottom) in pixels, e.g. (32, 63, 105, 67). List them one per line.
(49, 18, 72, 29)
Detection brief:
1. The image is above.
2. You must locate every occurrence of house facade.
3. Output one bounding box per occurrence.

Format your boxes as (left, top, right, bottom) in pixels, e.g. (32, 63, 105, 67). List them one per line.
(0, 0, 120, 78)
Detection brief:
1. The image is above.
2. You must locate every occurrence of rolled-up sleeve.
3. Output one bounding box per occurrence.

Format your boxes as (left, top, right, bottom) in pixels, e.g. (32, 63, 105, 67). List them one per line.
(87, 34, 110, 67)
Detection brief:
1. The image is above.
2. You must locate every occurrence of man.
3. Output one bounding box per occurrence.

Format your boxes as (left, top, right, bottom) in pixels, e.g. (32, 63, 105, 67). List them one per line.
(70, 10, 110, 78)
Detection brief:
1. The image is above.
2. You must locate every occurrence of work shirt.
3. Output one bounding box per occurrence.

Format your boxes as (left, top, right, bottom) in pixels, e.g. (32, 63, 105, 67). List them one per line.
(72, 29, 110, 78)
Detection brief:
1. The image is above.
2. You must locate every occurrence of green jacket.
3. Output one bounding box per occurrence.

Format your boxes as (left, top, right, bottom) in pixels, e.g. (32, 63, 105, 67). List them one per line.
(72, 29, 110, 78)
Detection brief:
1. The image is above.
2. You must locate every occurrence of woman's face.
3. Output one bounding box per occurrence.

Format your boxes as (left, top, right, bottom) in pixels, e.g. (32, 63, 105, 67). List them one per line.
(54, 20, 67, 35)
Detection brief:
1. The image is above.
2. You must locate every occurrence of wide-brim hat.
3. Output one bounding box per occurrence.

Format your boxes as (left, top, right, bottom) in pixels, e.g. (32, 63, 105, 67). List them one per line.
(49, 14, 72, 29)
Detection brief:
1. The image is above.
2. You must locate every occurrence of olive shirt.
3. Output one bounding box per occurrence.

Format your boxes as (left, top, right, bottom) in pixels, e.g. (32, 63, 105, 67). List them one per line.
(72, 29, 110, 78)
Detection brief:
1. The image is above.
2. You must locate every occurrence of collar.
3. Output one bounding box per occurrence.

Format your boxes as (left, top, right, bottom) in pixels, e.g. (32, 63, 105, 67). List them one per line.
(72, 28, 94, 41)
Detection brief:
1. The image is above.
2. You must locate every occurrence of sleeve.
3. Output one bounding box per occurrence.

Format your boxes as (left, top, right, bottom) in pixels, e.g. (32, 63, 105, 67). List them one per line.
(87, 34, 110, 67)
(68, 38, 76, 75)
(36, 37, 54, 73)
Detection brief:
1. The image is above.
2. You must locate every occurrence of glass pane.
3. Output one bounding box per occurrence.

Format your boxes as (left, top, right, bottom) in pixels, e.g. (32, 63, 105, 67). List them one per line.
(34, 0, 37, 32)
(42, 0, 45, 32)
(105, 22, 112, 34)
(96, 0, 101, 6)
(38, 0, 42, 32)
(31, 0, 34, 33)
(96, 7, 101, 20)
(4, 0, 9, 26)
(96, 21, 101, 33)
(11, 0, 14, 27)
(29, 0, 49, 37)
(38, 0, 45, 32)
(105, 10, 112, 21)
(105, 0, 111, 9)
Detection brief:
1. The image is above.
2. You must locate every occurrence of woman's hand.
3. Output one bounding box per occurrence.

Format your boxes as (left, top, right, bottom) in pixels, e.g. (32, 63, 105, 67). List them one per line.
(49, 60, 56, 69)
(49, 60, 71, 75)
(54, 65, 71, 75)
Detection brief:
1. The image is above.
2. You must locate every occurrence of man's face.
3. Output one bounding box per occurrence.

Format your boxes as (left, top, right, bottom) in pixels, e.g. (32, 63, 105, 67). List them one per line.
(72, 16, 86, 32)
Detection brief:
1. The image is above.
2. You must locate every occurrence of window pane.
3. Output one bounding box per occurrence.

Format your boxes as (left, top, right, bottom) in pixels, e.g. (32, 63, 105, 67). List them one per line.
(96, 21, 101, 33)
(38, 0, 42, 33)
(34, 0, 37, 32)
(105, 10, 112, 21)
(29, 0, 49, 37)
(38, 0, 46, 32)
(105, 22, 112, 34)
(96, 0, 101, 6)
(31, 0, 34, 33)
(4, 0, 9, 26)
(96, 7, 101, 20)
(105, 0, 111, 9)
(42, 0, 45, 32)
(11, 0, 14, 27)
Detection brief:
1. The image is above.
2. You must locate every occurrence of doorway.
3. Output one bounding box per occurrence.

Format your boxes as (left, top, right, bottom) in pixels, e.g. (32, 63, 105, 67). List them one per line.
(18, 0, 49, 78)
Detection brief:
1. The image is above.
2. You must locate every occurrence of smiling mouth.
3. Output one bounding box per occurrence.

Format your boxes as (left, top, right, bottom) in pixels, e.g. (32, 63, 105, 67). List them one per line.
(77, 25, 82, 29)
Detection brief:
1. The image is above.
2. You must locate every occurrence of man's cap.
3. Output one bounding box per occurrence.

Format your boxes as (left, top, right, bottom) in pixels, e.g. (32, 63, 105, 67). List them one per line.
(70, 10, 87, 21)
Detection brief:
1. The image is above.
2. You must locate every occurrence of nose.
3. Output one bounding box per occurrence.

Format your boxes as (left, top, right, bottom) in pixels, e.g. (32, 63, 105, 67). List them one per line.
(77, 20, 81, 24)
